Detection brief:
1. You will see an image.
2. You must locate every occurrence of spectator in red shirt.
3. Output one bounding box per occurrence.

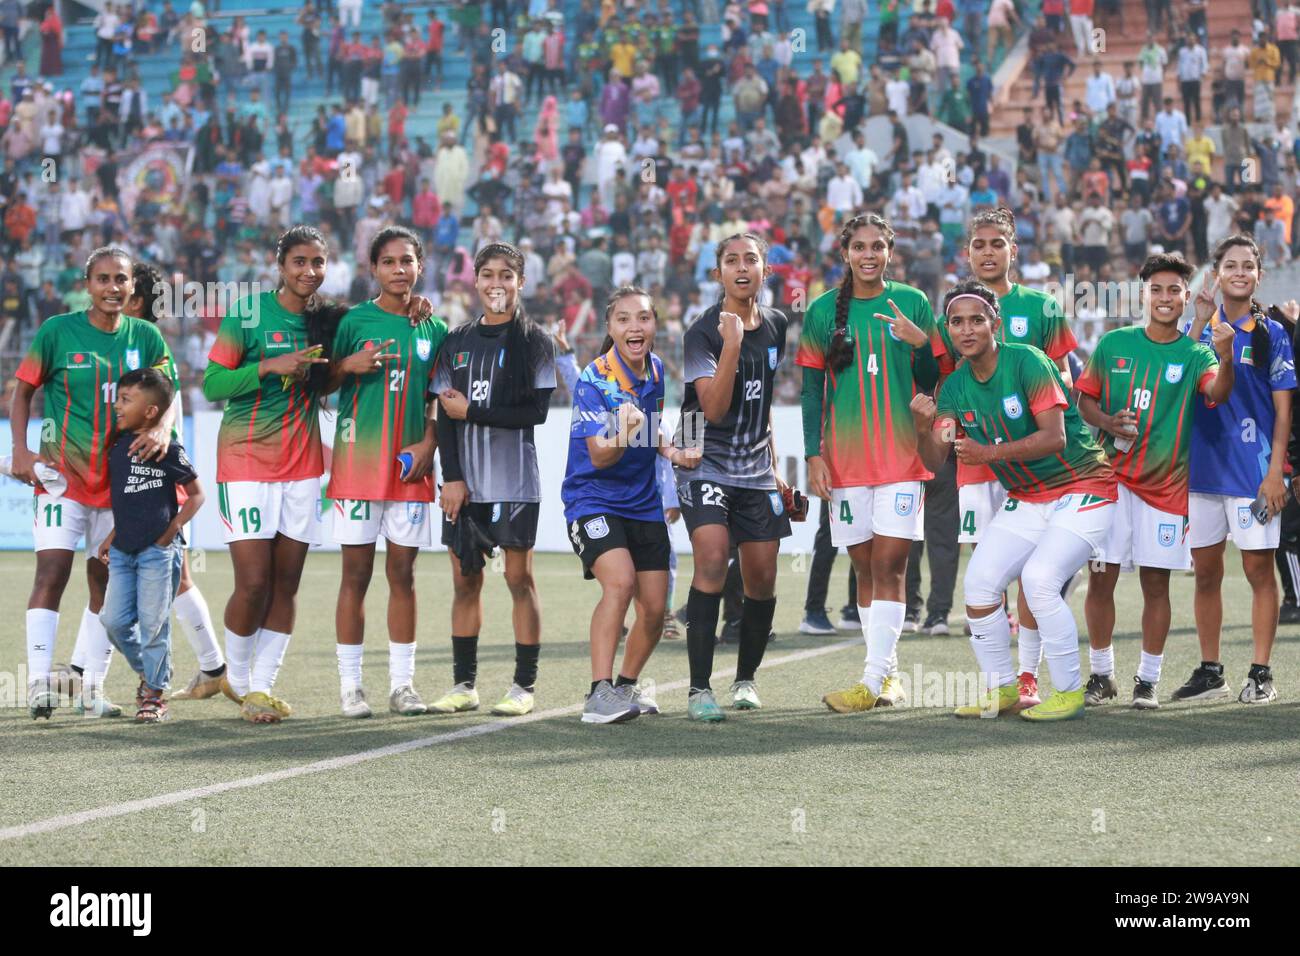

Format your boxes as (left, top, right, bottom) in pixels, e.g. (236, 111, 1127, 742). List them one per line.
(4, 192, 37, 253)
(412, 179, 441, 246)
(425, 10, 444, 87)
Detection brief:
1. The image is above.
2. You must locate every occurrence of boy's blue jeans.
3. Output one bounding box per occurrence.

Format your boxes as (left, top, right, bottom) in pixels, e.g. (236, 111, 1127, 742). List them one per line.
(100, 542, 183, 692)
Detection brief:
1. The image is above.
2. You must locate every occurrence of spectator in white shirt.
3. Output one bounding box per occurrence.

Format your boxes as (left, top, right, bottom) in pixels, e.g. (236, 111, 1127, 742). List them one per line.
(826, 162, 863, 213)
(1154, 97, 1189, 154)
(1085, 61, 1117, 116)
(1176, 34, 1208, 123)
(845, 131, 879, 192)
(887, 172, 927, 222)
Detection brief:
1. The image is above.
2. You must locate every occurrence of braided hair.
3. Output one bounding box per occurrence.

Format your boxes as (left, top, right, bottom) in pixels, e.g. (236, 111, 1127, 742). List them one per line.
(1212, 234, 1269, 378)
(275, 224, 343, 400)
(827, 213, 895, 374)
(474, 241, 543, 404)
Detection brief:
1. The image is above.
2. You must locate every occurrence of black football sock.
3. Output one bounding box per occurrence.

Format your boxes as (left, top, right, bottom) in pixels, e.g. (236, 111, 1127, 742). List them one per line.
(452, 635, 478, 687)
(615, 674, 636, 687)
(513, 643, 539, 691)
(686, 586, 722, 691)
(590, 680, 604, 696)
(202, 663, 227, 678)
(70, 664, 84, 676)
(736, 596, 778, 683)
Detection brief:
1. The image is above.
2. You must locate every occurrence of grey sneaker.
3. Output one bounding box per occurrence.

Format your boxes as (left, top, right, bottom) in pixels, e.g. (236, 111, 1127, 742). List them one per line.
(1239, 668, 1277, 704)
(1084, 672, 1118, 706)
(581, 680, 640, 724)
(630, 680, 660, 715)
(340, 687, 372, 719)
(389, 684, 428, 716)
(28, 678, 57, 720)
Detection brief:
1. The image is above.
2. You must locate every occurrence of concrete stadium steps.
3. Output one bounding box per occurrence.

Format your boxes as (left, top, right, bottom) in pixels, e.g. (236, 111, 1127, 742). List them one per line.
(988, 3, 1295, 144)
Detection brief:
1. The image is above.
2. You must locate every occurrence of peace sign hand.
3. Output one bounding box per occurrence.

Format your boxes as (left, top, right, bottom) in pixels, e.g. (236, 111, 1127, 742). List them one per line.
(874, 298, 928, 349)
(1195, 276, 1220, 328)
(340, 339, 399, 376)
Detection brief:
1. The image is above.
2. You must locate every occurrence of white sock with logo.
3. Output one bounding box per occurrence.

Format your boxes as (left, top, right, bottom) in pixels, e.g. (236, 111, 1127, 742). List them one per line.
(225, 627, 256, 696)
(389, 641, 416, 692)
(250, 628, 291, 694)
(26, 608, 58, 685)
(967, 609, 1015, 689)
(1017, 626, 1042, 677)
(861, 600, 905, 695)
(1089, 645, 1115, 678)
(173, 587, 225, 672)
(1138, 651, 1163, 684)
(337, 643, 364, 693)
(1036, 602, 1084, 693)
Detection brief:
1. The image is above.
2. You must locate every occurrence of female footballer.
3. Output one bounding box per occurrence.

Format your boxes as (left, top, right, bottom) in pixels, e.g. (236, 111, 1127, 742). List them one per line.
(563, 286, 701, 723)
(328, 227, 447, 718)
(675, 234, 792, 722)
(430, 242, 557, 718)
(913, 280, 1117, 722)
(1181, 235, 1295, 705)
(11, 247, 176, 719)
(961, 207, 1078, 708)
(797, 214, 946, 715)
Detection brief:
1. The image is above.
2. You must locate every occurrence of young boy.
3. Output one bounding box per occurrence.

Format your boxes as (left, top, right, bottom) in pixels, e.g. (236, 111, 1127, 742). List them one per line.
(97, 368, 206, 723)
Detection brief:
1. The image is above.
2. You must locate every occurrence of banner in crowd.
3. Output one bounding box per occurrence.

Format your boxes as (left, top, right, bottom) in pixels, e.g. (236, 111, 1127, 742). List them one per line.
(118, 143, 194, 222)
(0, 411, 821, 556)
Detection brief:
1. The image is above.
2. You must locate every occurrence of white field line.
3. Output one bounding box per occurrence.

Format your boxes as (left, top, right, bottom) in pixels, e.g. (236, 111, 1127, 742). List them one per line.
(0, 639, 859, 843)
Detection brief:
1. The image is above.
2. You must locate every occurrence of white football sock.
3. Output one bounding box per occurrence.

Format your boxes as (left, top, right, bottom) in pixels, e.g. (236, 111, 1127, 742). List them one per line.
(337, 643, 364, 692)
(225, 627, 256, 696)
(69, 608, 88, 671)
(173, 586, 225, 672)
(26, 608, 58, 684)
(861, 600, 905, 695)
(1137, 651, 1163, 684)
(77, 608, 113, 689)
(1089, 645, 1115, 678)
(250, 628, 291, 694)
(967, 608, 1015, 689)
(1035, 601, 1084, 693)
(1017, 626, 1042, 677)
(389, 641, 416, 692)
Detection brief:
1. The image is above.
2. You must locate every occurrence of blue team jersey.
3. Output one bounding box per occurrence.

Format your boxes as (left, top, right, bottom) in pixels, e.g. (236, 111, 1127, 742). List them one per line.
(561, 348, 666, 523)
(1189, 308, 1296, 497)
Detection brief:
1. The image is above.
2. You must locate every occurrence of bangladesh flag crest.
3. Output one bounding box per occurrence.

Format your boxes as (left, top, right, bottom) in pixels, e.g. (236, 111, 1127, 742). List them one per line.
(453, 351, 471, 369)
(1241, 345, 1255, 367)
(1111, 356, 1132, 373)
(265, 330, 293, 350)
(65, 351, 94, 370)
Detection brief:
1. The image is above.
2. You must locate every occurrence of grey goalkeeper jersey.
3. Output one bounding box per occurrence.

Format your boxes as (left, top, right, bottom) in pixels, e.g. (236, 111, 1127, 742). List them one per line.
(431, 317, 557, 503)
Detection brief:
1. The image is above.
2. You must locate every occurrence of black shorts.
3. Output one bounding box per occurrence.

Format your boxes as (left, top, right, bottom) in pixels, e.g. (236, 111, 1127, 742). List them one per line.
(568, 513, 671, 580)
(441, 501, 539, 551)
(677, 479, 792, 543)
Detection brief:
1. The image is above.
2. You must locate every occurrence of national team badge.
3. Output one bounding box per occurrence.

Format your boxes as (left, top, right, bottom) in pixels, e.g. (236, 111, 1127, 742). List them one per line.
(1238, 506, 1253, 529)
(584, 516, 610, 539)
(767, 346, 778, 370)
(1165, 363, 1183, 384)
(1002, 394, 1023, 419)
(453, 351, 470, 369)
(416, 338, 432, 361)
(125, 349, 141, 370)
(1111, 356, 1132, 373)
(265, 330, 293, 350)
(491, 503, 502, 524)
(769, 491, 783, 515)
(894, 493, 914, 516)
(1157, 523, 1176, 547)
(65, 351, 94, 370)
(1055, 495, 1073, 511)
(1009, 316, 1029, 337)
(407, 502, 425, 525)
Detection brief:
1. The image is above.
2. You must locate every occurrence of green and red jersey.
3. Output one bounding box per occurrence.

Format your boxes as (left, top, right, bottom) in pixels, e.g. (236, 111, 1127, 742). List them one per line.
(17, 311, 176, 508)
(796, 281, 945, 487)
(1076, 326, 1217, 515)
(935, 342, 1115, 503)
(207, 290, 323, 483)
(940, 283, 1078, 487)
(327, 302, 448, 502)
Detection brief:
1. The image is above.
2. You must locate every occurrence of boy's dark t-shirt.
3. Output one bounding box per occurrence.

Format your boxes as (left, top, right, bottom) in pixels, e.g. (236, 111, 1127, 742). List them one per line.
(108, 434, 198, 554)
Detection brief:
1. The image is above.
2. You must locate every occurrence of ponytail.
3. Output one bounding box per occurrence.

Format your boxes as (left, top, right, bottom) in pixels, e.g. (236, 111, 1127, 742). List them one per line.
(1249, 298, 1272, 379)
(826, 268, 855, 374)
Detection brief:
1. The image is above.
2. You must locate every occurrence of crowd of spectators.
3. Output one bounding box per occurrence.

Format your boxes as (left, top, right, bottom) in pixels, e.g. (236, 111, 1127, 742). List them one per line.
(0, 0, 1298, 409)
